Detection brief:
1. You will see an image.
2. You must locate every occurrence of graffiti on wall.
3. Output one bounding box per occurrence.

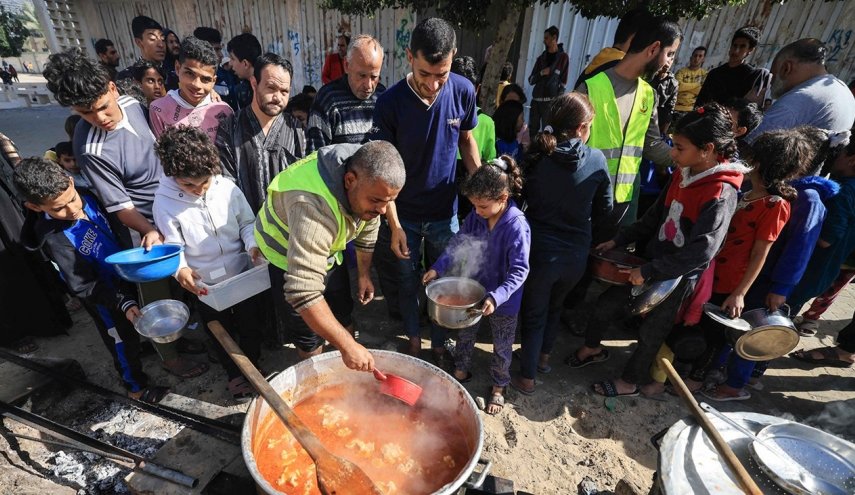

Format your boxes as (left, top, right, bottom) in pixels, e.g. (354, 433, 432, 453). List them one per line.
(302, 34, 322, 88)
(827, 28, 852, 64)
(394, 14, 414, 69)
(288, 30, 301, 58)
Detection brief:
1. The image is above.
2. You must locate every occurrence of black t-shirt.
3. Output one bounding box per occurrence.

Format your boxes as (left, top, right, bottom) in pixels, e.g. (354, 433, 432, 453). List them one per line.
(695, 62, 767, 106)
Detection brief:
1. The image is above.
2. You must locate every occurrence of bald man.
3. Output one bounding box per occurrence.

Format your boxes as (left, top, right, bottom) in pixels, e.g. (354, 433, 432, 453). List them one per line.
(306, 34, 386, 152)
(746, 38, 855, 143)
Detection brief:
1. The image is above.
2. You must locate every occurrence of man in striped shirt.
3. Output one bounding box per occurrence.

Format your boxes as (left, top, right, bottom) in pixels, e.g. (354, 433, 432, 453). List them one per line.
(306, 35, 386, 152)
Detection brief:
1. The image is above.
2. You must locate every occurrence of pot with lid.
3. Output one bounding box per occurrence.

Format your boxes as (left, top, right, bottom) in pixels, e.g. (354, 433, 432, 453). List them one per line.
(702, 304, 799, 361)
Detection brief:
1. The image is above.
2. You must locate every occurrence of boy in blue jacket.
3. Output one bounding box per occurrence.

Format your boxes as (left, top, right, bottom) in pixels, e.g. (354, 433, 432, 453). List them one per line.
(16, 158, 167, 402)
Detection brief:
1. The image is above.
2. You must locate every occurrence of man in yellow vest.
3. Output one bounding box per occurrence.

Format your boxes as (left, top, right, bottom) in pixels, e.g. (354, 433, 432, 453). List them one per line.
(255, 141, 405, 370)
(577, 16, 681, 230)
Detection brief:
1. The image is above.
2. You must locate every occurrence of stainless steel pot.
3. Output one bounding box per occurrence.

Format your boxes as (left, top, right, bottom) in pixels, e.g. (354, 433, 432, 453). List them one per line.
(425, 277, 487, 329)
(736, 306, 799, 361)
(241, 350, 489, 495)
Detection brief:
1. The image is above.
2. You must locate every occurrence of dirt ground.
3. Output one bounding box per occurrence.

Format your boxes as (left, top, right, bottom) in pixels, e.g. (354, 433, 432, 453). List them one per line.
(1, 277, 854, 494)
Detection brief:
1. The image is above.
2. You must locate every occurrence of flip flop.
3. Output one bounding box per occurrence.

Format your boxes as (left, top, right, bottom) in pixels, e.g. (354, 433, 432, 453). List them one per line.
(132, 386, 170, 404)
(486, 392, 505, 415)
(512, 349, 552, 373)
(566, 349, 610, 369)
(591, 380, 639, 398)
(228, 376, 254, 402)
(790, 348, 853, 368)
(701, 386, 751, 402)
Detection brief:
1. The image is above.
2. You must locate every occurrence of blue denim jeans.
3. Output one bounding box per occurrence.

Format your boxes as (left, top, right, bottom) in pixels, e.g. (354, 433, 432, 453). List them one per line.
(377, 216, 459, 349)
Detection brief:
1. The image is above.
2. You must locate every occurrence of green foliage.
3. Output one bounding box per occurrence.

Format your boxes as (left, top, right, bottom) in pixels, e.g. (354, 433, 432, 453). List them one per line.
(0, 5, 29, 57)
(321, 0, 748, 31)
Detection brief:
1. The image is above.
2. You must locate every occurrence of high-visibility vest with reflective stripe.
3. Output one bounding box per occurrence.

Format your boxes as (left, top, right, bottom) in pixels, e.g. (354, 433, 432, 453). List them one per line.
(254, 153, 365, 271)
(586, 71, 654, 203)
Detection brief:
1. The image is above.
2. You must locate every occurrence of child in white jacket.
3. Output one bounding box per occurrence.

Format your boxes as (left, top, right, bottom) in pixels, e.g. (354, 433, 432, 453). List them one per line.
(153, 126, 264, 401)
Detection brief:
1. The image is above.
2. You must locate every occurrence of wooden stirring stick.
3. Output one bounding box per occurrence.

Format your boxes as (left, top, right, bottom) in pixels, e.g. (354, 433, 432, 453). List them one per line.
(208, 321, 381, 495)
(660, 358, 762, 495)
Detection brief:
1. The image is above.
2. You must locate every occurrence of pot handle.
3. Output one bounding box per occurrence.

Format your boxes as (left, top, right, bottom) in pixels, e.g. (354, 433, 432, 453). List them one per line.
(776, 303, 791, 316)
(464, 458, 492, 490)
(650, 427, 669, 451)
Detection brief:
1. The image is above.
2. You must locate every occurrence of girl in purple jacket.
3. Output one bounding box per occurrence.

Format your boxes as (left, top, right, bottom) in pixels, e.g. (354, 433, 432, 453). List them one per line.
(423, 155, 531, 414)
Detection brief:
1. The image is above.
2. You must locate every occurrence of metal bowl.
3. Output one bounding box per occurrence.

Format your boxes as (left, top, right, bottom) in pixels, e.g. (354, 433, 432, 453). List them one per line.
(133, 299, 189, 343)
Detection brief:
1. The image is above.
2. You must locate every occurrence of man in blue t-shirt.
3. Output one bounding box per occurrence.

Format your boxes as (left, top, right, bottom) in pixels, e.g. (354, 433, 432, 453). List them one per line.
(367, 17, 481, 366)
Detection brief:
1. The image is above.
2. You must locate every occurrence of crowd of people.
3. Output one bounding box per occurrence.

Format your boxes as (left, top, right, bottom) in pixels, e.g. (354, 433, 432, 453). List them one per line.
(0, 9, 853, 415)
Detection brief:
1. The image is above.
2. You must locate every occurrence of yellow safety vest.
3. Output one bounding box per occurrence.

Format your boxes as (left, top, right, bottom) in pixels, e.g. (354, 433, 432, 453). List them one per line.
(586, 71, 654, 203)
(254, 153, 365, 271)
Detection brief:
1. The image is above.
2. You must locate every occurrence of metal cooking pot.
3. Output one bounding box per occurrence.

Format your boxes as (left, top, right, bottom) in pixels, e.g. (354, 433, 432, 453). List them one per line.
(736, 306, 799, 361)
(629, 276, 683, 315)
(589, 249, 647, 285)
(426, 277, 487, 329)
(132, 299, 189, 344)
(242, 350, 489, 495)
(702, 303, 752, 344)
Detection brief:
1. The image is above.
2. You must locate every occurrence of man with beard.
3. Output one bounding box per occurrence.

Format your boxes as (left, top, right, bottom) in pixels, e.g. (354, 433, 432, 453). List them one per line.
(307, 34, 385, 151)
(577, 16, 679, 228)
(254, 141, 405, 367)
(746, 38, 855, 143)
(95, 39, 120, 81)
(215, 53, 306, 213)
(367, 17, 480, 365)
(116, 16, 165, 82)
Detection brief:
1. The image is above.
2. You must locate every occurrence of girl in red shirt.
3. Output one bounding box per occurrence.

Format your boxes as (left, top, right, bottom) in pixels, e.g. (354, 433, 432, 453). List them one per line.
(693, 129, 809, 400)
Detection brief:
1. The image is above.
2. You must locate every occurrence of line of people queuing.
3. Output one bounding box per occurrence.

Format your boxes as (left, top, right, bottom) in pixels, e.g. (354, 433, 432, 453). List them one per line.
(1, 11, 854, 415)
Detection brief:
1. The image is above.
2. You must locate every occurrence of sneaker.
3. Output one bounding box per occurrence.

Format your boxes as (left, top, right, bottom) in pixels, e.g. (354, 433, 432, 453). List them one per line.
(795, 316, 819, 336)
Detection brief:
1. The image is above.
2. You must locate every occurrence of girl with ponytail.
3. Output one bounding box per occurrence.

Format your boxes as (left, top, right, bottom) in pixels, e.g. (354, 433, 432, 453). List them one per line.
(423, 155, 531, 414)
(511, 92, 613, 395)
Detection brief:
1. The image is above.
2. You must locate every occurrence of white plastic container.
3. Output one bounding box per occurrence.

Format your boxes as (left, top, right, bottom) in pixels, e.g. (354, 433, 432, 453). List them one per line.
(198, 258, 271, 311)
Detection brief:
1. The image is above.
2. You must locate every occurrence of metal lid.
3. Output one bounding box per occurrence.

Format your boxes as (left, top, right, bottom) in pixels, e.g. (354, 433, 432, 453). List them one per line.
(734, 327, 800, 361)
(657, 412, 789, 494)
(702, 303, 752, 331)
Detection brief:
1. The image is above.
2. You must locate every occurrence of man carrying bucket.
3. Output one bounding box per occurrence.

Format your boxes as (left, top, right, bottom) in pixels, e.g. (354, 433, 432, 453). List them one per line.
(255, 141, 406, 370)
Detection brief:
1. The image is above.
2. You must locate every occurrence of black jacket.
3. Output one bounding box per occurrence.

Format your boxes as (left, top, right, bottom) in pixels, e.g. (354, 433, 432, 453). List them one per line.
(21, 190, 139, 314)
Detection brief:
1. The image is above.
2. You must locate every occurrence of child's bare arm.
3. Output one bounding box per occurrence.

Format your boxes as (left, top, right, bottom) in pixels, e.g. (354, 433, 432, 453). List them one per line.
(721, 239, 774, 317)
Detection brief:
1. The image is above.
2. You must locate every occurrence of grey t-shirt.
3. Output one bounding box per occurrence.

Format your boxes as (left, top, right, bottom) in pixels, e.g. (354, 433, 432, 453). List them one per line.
(578, 67, 673, 167)
(73, 95, 162, 220)
(745, 74, 855, 144)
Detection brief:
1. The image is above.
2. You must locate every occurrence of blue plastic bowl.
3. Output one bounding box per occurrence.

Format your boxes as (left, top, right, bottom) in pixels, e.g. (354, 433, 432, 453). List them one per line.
(105, 244, 184, 283)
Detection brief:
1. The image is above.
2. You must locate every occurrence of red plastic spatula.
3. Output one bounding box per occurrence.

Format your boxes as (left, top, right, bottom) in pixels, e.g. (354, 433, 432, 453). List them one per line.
(373, 369, 423, 406)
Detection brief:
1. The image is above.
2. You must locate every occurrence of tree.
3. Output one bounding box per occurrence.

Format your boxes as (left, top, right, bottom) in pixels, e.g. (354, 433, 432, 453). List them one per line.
(321, 0, 747, 113)
(0, 5, 29, 58)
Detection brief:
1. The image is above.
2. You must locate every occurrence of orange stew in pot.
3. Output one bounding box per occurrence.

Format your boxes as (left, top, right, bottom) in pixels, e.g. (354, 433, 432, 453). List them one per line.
(254, 383, 471, 495)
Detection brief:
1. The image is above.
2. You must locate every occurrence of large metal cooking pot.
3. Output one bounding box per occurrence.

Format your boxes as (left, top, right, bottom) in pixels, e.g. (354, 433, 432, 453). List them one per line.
(426, 277, 486, 329)
(242, 350, 489, 495)
(589, 249, 647, 285)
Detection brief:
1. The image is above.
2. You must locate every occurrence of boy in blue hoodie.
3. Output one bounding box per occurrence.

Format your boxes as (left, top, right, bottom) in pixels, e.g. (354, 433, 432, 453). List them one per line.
(16, 158, 168, 403)
(423, 156, 531, 415)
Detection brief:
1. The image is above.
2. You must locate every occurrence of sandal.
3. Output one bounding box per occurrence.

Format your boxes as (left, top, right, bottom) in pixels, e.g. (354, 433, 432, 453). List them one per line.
(228, 376, 254, 402)
(566, 349, 610, 368)
(591, 380, 639, 398)
(486, 391, 505, 415)
(176, 338, 206, 355)
(701, 385, 751, 402)
(162, 358, 209, 378)
(790, 347, 853, 368)
(130, 386, 170, 404)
